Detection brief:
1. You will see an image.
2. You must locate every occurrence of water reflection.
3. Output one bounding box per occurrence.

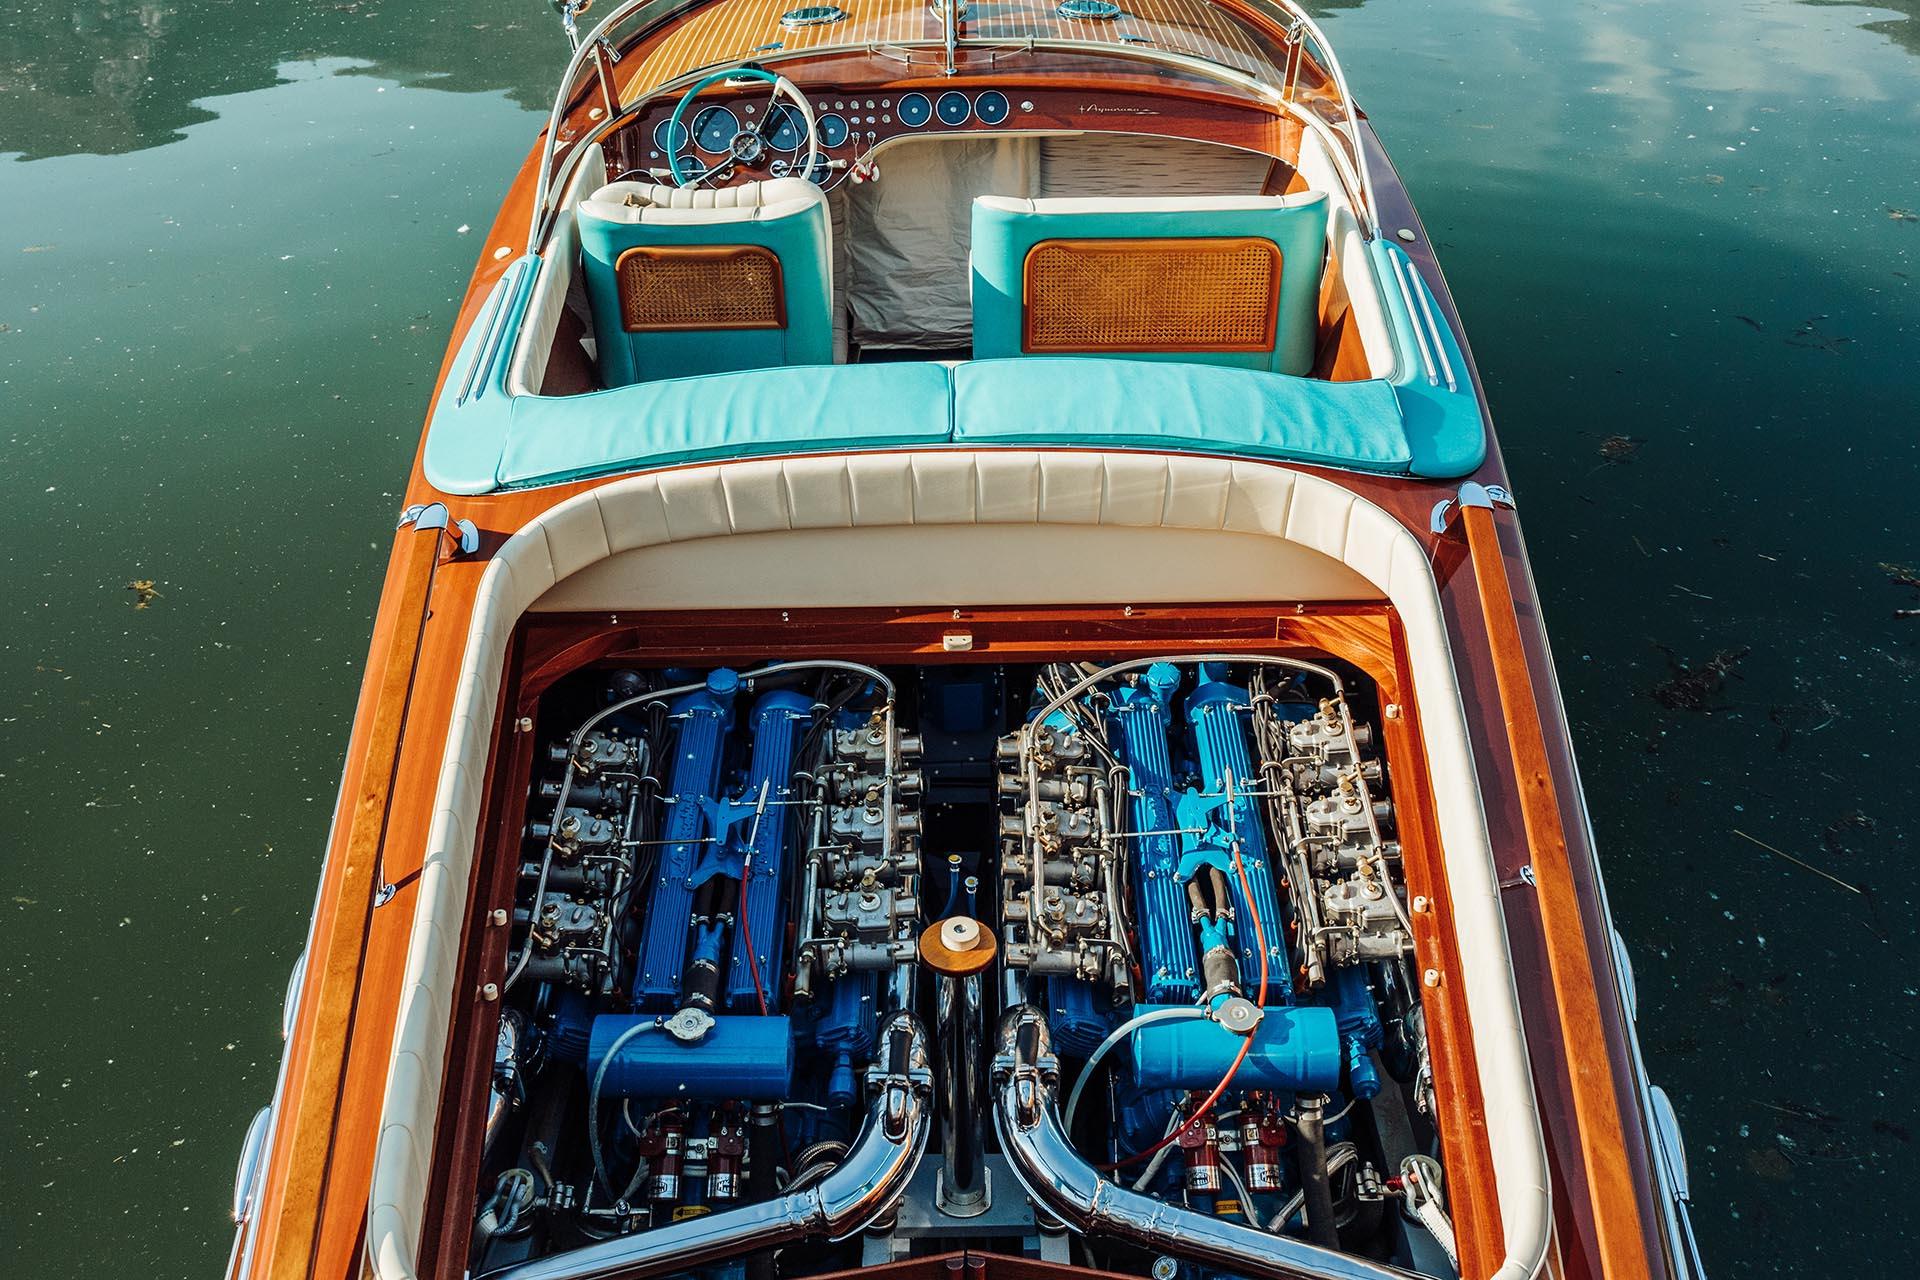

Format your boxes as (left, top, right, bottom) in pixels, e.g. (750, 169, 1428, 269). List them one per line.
(1804, 0, 1920, 56)
(0, 0, 561, 161)
(0, 0, 1396, 163)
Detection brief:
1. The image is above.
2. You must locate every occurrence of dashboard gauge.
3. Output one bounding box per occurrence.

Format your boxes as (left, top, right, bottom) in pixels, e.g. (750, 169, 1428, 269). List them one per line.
(775, 154, 834, 184)
(653, 117, 689, 154)
(897, 92, 932, 128)
(816, 112, 850, 147)
(935, 91, 971, 126)
(974, 90, 1010, 125)
(674, 155, 710, 182)
(764, 102, 806, 152)
(691, 105, 740, 154)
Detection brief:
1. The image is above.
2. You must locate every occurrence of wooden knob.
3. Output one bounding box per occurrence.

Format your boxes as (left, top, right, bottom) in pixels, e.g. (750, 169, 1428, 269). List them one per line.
(918, 916, 997, 976)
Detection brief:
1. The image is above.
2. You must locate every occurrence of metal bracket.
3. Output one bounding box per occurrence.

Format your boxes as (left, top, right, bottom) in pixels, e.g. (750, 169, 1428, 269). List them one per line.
(1498, 863, 1537, 892)
(1429, 481, 1514, 537)
(399, 502, 480, 559)
(553, 0, 593, 49)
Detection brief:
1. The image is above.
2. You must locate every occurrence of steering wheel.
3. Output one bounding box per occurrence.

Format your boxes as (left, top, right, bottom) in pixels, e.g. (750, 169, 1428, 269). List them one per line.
(666, 65, 821, 189)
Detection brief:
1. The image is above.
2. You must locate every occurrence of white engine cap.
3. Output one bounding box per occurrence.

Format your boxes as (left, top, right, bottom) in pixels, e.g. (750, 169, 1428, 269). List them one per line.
(940, 916, 983, 951)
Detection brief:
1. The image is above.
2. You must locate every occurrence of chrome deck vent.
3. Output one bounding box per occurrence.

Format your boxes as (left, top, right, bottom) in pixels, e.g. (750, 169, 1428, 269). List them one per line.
(780, 3, 848, 27)
(1056, 0, 1123, 18)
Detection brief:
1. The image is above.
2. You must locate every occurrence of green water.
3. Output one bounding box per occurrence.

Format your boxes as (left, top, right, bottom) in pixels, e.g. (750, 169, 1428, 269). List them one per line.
(1, 1, 1914, 1275)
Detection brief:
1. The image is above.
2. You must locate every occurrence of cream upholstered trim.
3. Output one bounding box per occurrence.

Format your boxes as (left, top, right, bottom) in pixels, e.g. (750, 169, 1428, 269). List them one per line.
(367, 451, 1552, 1280)
(532, 523, 1381, 609)
(580, 176, 824, 223)
(507, 142, 602, 398)
(1297, 131, 1396, 379)
(973, 190, 1328, 217)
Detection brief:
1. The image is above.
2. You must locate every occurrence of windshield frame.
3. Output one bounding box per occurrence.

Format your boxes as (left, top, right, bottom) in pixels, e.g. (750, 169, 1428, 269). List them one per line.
(526, 0, 1378, 250)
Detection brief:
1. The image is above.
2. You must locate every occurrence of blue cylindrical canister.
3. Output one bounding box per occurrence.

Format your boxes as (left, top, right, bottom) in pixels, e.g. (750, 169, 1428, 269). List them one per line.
(1128, 1004, 1340, 1094)
(587, 1015, 794, 1099)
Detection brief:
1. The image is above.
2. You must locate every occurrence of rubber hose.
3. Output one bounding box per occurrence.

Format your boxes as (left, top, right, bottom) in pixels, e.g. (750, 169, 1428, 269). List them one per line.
(1294, 1104, 1339, 1249)
(745, 1109, 777, 1280)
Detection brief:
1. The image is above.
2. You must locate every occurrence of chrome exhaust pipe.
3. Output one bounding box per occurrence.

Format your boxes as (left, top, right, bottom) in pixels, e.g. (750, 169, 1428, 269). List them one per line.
(991, 1007, 1419, 1280)
(491, 1012, 931, 1280)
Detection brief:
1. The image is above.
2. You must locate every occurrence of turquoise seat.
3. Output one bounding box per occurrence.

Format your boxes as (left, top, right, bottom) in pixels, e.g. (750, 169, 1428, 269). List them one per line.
(951, 358, 1412, 472)
(578, 179, 834, 388)
(970, 193, 1330, 376)
(491, 363, 953, 490)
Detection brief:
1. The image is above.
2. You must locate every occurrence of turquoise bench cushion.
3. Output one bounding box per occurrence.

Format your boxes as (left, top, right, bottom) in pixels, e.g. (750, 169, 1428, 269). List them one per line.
(970, 194, 1330, 376)
(951, 359, 1411, 471)
(493, 363, 953, 489)
(424, 257, 1481, 493)
(579, 190, 834, 388)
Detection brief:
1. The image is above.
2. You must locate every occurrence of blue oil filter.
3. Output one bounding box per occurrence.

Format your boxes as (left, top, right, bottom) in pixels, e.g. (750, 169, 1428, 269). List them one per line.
(587, 1014, 794, 1099)
(1128, 1004, 1340, 1094)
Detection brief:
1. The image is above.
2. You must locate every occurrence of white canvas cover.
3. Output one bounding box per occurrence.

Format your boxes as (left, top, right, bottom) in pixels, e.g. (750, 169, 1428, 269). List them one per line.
(843, 134, 1274, 351)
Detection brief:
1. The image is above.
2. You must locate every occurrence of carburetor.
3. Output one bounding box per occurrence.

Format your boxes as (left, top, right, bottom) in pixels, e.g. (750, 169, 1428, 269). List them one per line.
(793, 710, 925, 994)
(994, 719, 1130, 994)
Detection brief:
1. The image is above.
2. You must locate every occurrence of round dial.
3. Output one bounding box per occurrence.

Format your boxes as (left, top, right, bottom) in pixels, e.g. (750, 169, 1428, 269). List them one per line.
(691, 105, 740, 154)
(935, 91, 971, 126)
(816, 112, 850, 148)
(764, 102, 806, 152)
(675, 155, 710, 182)
(897, 92, 933, 128)
(974, 90, 1010, 125)
(653, 116, 689, 154)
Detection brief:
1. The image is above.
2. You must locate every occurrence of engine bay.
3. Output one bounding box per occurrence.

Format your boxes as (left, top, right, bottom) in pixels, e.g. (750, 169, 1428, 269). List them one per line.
(472, 654, 1459, 1280)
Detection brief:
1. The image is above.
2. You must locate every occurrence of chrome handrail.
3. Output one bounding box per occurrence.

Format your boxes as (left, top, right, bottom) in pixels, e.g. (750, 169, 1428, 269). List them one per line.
(527, 0, 1380, 246)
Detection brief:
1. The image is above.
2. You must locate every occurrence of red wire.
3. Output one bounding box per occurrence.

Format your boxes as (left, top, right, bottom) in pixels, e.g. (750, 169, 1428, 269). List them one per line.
(737, 858, 770, 1017)
(1100, 838, 1272, 1172)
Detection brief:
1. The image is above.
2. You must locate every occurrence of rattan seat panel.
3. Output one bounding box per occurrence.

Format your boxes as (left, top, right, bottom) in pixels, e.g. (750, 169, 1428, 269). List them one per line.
(1022, 237, 1281, 353)
(615, 246, 786, 332)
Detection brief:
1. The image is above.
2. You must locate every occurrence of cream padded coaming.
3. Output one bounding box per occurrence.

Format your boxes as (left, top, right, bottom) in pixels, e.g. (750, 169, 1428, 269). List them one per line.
(580, 176, 826, 222)
(366, 451, 1552, 1280)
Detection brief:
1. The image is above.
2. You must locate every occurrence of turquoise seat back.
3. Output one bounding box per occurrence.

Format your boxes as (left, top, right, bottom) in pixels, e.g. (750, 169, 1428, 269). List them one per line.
(970, 193, 1329, 375)
(578, 179, 834, 387)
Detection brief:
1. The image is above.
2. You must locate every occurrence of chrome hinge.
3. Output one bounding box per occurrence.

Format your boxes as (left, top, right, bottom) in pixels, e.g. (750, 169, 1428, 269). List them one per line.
(1429, 481, 1514, 537)
(399, 501, 480, 559)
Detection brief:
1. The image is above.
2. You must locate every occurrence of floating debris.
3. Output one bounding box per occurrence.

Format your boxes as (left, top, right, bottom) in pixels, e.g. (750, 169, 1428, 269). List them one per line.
(1598, 434, 1644, 464)
(1784, 316, 1852, 353)
(1821, 811, 1875, 856)
(1890, 207, 1919, 223)
(1881, 563, 1919, 617)
(1652, 645, 1748, 712)
(1731, 828, 1885, 939)
(1734, 314, 1765, 332)
(1768, 697, 1838, 751)
(127, 579, 161, 609)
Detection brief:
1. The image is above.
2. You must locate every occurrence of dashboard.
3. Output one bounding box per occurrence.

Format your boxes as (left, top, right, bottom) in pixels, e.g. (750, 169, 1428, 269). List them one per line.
(625, 84, 1281, 191)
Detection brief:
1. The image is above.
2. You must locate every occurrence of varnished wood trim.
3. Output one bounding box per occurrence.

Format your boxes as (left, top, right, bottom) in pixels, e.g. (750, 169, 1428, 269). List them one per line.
(1458, 502, 1651, 1280)
(256, 519, 445, 1280)
(1377, 618, 1505, 1277)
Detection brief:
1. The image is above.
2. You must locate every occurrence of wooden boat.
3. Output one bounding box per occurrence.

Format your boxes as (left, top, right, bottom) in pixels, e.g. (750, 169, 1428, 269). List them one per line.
(226, 4, 1707, 1279)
